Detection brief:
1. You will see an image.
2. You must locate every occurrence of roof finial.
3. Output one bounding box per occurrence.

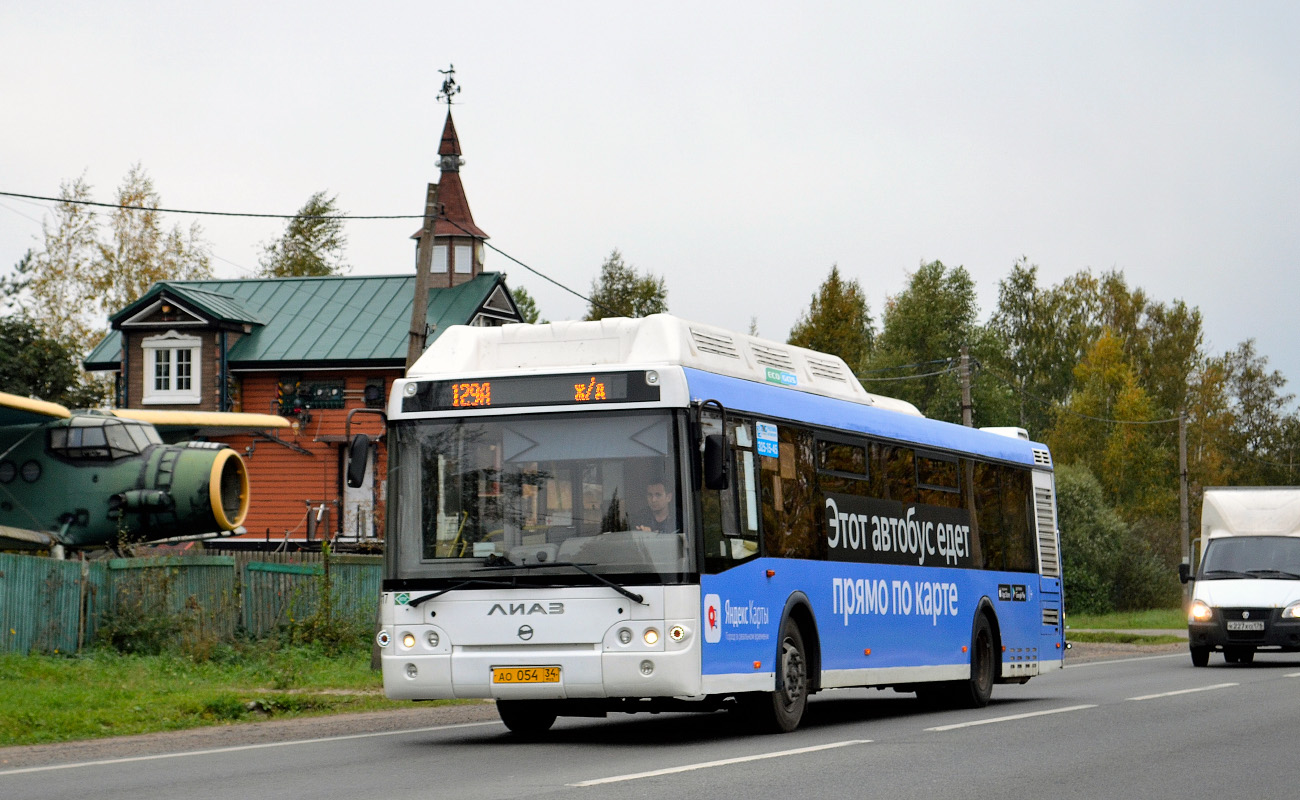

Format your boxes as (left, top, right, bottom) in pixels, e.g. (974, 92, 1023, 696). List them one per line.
(438, 64, 461, 107)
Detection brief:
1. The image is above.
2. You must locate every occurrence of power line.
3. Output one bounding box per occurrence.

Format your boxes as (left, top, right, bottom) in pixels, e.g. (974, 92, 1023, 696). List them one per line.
(858, 365, 960, 383)
(435, 213, 620, 317)
(0, 190, 424, 220)
(2, 187, 619, 317)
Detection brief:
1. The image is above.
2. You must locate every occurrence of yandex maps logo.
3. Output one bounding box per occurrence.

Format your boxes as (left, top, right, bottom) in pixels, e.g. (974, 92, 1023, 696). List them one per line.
(704, 594, 722, 643)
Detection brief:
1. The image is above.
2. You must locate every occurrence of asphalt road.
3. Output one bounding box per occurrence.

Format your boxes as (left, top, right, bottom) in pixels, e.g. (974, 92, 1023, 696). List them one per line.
(4, 643, 1298, 800)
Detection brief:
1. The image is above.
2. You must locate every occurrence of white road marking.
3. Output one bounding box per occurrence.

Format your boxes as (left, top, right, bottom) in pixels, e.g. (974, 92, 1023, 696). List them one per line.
(924, 704, 1096, 732)
(1285, 672, 1300, 678)
(1064, 652, 1187, 669)
(567, 739, 872, 787)
(0, 721, 500, 777)
(1127, 682, 1238, 701)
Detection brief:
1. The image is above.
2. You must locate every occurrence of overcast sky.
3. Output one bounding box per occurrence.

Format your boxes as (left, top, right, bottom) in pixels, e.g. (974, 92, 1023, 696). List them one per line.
(3, 2, 1298, 398)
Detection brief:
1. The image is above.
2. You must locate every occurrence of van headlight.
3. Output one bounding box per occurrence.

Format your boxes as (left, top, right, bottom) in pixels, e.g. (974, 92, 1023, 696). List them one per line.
(1283, 602, 1300, 619)
(1189, 600, 1213, 623)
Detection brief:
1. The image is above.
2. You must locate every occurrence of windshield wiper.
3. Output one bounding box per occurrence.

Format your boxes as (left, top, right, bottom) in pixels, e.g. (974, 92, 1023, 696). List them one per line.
(1200, 569, 1254, 579)
(406, 578, 523, 607)
(1246, 568, 1300, 580)
(476, 559, 647, 605)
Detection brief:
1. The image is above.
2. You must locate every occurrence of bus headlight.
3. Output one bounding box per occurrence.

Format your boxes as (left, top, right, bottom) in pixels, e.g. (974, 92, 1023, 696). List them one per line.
(426, 630, 440, 647)
(376, 630, 391, 648)
(1189, 600, 1213, 623)
(402, 632, 417, 648)
(1283, 602, 1300, 619)
(668, 625, 688, 642)
(618, 628, 633, 645)
(643, 628, 660, 645)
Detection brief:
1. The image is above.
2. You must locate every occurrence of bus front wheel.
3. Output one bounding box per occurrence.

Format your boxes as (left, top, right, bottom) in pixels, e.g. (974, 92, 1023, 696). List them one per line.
(740, 618, 809, 733)
(496, 700, 557, 737)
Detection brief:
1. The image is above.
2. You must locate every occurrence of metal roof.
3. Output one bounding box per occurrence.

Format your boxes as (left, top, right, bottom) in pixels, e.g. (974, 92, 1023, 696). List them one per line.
(85, 272, 518, 370)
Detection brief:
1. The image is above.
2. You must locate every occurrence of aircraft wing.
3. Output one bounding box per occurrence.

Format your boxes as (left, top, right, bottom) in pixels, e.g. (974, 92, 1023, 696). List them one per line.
(109, 409, 291, 443)
(0, 523, 59, 551)
(0, 391, 72, 428)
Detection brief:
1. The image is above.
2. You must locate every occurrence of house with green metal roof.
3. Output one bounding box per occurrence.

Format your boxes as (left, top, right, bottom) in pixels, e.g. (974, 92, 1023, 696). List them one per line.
(81, 110, 524, 548)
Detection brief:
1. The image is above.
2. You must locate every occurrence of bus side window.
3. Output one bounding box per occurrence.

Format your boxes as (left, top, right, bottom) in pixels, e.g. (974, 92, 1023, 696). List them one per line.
(762, 426, 819, 559)
(882, 446, 918, 504)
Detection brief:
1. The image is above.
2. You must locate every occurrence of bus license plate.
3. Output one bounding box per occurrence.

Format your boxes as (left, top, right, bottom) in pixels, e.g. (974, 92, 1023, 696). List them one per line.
(1227, 621, 1265, 631)
(492, 666, 561, 684)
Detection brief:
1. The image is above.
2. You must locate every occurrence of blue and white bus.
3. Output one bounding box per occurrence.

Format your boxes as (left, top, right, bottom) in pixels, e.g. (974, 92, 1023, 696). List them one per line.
(363, 315, 1064, 735)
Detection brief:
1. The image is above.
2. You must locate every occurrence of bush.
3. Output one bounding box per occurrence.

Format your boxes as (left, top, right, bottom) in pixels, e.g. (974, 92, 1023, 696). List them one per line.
(1057, 463, 1178, 614)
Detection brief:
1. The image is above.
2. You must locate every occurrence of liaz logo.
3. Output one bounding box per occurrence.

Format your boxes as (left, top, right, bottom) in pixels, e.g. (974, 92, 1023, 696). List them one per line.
(488, 602, 565, 616)
(764, 367, 797, 387)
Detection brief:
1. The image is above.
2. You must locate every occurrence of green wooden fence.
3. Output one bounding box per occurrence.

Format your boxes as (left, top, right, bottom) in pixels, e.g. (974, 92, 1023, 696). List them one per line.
(0, 552, 382, 655)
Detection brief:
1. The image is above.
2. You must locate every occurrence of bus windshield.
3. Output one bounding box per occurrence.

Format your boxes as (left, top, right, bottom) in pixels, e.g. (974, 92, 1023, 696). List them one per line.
(387, 410, 692, 582)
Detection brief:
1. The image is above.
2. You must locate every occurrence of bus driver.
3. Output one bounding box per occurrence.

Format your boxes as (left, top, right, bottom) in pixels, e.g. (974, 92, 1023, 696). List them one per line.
(634, 480, 677, 533)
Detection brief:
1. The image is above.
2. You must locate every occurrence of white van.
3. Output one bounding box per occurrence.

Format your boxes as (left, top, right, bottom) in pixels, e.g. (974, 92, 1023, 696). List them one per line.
(1179, 487, 1300, 666)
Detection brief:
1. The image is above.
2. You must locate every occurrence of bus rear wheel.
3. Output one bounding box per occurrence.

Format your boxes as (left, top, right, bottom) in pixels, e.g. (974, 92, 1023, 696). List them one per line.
(740, 619, 808, 733)
(496, 700, 557, 737)
(917, 614, 995, 709)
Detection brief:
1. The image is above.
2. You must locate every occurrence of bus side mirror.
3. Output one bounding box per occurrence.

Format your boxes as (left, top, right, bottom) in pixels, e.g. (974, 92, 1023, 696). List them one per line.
(703, 434, 730, 490)
(346, 434, 371, 489)
(1178, 562, 1192, 584)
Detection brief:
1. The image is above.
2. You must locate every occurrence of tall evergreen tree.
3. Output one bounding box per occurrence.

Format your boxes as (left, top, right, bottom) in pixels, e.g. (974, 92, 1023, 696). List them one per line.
(258, 191, 349, 277)
(787, 265, 873, 370)
(584, 249, 667, 320)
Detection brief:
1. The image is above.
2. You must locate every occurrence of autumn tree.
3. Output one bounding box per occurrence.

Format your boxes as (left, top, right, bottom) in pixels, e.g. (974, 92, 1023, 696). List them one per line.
(1047, 331, 1172, 517)
(787, 265, 873, 370)
(584, 249, 667, 320)
(258, 191, 349, 277)
(91, 164, 211, 316)
(20, 167, 210, 358)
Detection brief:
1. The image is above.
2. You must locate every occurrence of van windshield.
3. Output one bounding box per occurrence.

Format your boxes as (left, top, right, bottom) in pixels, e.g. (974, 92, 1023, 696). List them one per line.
(1199, 536, 1300, 579)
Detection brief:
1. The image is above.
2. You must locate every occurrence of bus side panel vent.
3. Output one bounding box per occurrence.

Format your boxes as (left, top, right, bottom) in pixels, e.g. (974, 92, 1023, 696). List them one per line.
(1032, 448, 1052, 467)
(1042, 607, 1060, 626)
(750, 343, 796, 372)
(1034, 486, 1060, 578)
(690, 327, 741, 359)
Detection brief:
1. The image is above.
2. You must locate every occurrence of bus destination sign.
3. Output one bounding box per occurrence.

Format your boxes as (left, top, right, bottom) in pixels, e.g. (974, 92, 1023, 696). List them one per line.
(402, 371, 661, 413)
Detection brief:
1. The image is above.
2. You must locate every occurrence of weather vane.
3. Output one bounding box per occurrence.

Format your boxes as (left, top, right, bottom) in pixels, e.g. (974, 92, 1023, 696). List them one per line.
(438, 64, 461, 106)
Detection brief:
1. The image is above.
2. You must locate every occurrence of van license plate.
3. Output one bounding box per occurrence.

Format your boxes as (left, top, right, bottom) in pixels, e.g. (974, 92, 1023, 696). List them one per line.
(1226, 621, 1265, 631)
(492, 666, 561, 684)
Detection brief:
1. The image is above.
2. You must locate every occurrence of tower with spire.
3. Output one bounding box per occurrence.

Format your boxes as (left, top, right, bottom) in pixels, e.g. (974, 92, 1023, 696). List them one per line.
(412, 65, 488, 289)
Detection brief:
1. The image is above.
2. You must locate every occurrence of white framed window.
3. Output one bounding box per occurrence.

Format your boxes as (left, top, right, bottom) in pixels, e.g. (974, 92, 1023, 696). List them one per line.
(454, 244, 472, 274)
(432, 244, 448, 273)
(141, 331, 202, 404)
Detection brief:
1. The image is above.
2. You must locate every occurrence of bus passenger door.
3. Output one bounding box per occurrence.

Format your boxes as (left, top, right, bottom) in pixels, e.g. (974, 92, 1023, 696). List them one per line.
(700, 414, 760, 573)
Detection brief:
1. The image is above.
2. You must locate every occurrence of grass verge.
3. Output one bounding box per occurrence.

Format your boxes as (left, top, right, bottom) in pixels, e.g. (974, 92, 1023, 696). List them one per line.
(1067, 608, 1185, 630)
(1067, 631, 1185, 645)
(0, 643, 456, 748)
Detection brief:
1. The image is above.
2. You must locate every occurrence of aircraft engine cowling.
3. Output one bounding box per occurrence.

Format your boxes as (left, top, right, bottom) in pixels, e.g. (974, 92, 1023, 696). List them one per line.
(114, 443, 251, 539)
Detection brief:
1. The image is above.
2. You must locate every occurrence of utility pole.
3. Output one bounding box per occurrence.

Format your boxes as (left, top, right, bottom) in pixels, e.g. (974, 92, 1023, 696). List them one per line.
(1179, 410, 1190, 602)
(959, 345, 973, 427)
(406, 183, 440, 370)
